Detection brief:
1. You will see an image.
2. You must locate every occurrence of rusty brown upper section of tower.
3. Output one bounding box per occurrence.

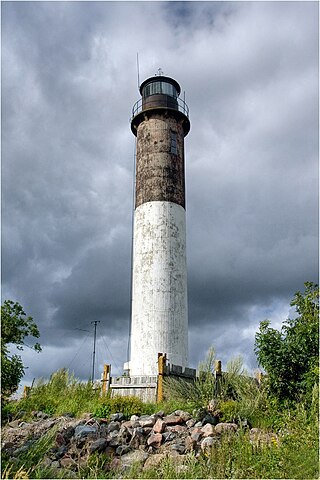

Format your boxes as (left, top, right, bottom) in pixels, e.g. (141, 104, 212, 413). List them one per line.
(131, 75, 190, 209)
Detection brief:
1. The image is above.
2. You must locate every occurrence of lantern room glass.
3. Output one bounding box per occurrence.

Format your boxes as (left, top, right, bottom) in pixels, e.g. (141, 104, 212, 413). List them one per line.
(142, 81, 178, 99)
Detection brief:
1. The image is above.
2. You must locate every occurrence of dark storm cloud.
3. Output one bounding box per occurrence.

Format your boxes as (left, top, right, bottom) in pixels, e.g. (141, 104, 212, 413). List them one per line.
(2, 2, 318, 384)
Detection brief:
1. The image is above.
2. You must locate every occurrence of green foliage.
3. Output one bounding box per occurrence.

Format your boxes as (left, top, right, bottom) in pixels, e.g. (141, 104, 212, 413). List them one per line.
(218, 399, 238, 422)
(163, 347, 217, 410)
(8, 369, 158, 422)
(1, 300, 41, 401)
(2, 354, 319, 479)
(1, 354, 25, 402)
(1, 428, 57, 479)
(164, 351, 268, 426)
(255, 282, 319, 402)
(13, 369, 100, 418)
(218, 357, 269, 425)
(94, 395, 156, 419)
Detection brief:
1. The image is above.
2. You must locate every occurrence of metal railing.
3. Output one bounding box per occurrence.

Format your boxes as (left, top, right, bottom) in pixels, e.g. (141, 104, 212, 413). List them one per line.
(131, 95, 189, 121)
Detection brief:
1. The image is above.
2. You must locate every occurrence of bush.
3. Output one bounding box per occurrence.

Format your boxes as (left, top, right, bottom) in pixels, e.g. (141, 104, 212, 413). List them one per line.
(163, 347, 217, 410)
(255, 282, 319, 402)
(219, 400, 238, 422)
(94, 396, 155, 419)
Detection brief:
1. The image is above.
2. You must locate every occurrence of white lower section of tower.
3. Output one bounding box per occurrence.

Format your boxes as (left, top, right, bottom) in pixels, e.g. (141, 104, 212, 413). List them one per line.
(128, 201, 188, 376)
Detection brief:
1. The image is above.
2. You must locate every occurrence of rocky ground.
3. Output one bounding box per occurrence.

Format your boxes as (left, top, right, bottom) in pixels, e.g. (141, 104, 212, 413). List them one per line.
(2, 409, 278, 477)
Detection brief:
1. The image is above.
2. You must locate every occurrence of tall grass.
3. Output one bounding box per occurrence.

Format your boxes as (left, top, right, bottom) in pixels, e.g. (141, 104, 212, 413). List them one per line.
(7, 369, 100, 419)
(164, 350, 269, 426)
(4, 369, 160, 422)
(2, 359, 319, 479)
(163, 346, 217, 410)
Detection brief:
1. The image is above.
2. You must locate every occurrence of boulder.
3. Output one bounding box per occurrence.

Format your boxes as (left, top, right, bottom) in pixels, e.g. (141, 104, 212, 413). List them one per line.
(108, 432, 121, 447)
(200, 436, 216, 452)
(107, 421, 121, 433)
(119, 450, 148, 469)
(174, 410, 192, 422)
(167, 425, 187, 433)
(147, 433, 163, 448)
(191, 431, 202, 443)
(7, 420, 20, 428)
(55, 433, 66, 447)
(60, 456, 77, 469)
(55, 445, 68, 459)
(163, 415, 184, 425)
(74, 425, 97, 439)
(139, 416, 156, 428)
(201, 424, 215, 437)
(162, 431, 176, 442)
(116, 445, 131, 456)
(153, 418, 166, 433)
(129, 429, 145, 449)
(110, 413, 124, 422)
(215, 423, 238, 434)
(186, 418, 196, 428)
(185, 435, 197, 451)
(154, 410, 165, 418)
(88, 438, 108, 454)
(143, 453, 166, 470)
(170, 442, 185, 454)
(201, 414, 219, 426)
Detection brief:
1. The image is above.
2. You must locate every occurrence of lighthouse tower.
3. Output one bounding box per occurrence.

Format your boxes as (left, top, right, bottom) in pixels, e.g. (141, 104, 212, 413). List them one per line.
(128, 71, 190, 376)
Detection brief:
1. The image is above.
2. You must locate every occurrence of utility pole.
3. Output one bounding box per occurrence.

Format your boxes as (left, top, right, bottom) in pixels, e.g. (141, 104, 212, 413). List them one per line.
(91, 320, 100, 383)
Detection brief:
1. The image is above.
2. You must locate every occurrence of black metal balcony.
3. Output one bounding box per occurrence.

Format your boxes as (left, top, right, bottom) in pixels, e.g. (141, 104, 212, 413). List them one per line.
(131, 95, 189, 122)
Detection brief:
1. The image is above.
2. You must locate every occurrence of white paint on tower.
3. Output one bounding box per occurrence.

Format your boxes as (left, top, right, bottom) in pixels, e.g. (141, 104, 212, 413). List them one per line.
(129, 200, 188, 376)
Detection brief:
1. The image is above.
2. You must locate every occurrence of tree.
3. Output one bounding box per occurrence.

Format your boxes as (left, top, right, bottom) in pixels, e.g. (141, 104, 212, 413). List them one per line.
(1, 300, 41, 400)
(254, 282, 319, 402)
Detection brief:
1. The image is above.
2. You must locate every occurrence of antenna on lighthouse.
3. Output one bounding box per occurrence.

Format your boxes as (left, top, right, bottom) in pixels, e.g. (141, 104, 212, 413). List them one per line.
(136, 53, 140, 88)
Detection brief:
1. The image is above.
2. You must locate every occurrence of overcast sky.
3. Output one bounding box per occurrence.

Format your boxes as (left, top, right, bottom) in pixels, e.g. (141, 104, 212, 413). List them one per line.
(2, 1, 318, 387)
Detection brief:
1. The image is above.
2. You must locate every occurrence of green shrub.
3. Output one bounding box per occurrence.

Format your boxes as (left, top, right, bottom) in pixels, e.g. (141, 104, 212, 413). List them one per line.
(219, 400, 238, 422)
(255, 282, 319, 402)
(163, 347, 217, 410)
(94, 395, 154, 419)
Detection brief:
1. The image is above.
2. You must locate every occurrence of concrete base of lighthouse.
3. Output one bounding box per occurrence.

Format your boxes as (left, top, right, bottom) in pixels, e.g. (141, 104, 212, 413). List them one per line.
(128, 200, 188, 377)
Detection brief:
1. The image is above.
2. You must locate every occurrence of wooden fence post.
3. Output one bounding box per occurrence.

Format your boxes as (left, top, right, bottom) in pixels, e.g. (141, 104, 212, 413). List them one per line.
(214, 360, 222, 397)
(101, 364, 111, 396)
(23, 386, 31, 398)
(257, 371, 263, 385)
(157, 353, 166, 403)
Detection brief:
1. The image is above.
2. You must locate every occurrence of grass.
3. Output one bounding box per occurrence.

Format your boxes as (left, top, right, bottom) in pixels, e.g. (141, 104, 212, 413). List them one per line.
(2, 362, 319, 479)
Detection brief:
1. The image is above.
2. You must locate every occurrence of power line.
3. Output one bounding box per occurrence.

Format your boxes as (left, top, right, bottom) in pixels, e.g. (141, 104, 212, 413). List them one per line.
(66, 333, 91, 372)
(101, 335, 121, 373)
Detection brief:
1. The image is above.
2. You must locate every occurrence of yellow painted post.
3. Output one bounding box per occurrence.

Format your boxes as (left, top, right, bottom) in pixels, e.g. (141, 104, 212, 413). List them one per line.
(157, 353, 166, 403)
(101, 364, 110, 396)
(23, 386, 30, 398)
(214, 360, 222, 397)
(215, 360, 222, 375)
